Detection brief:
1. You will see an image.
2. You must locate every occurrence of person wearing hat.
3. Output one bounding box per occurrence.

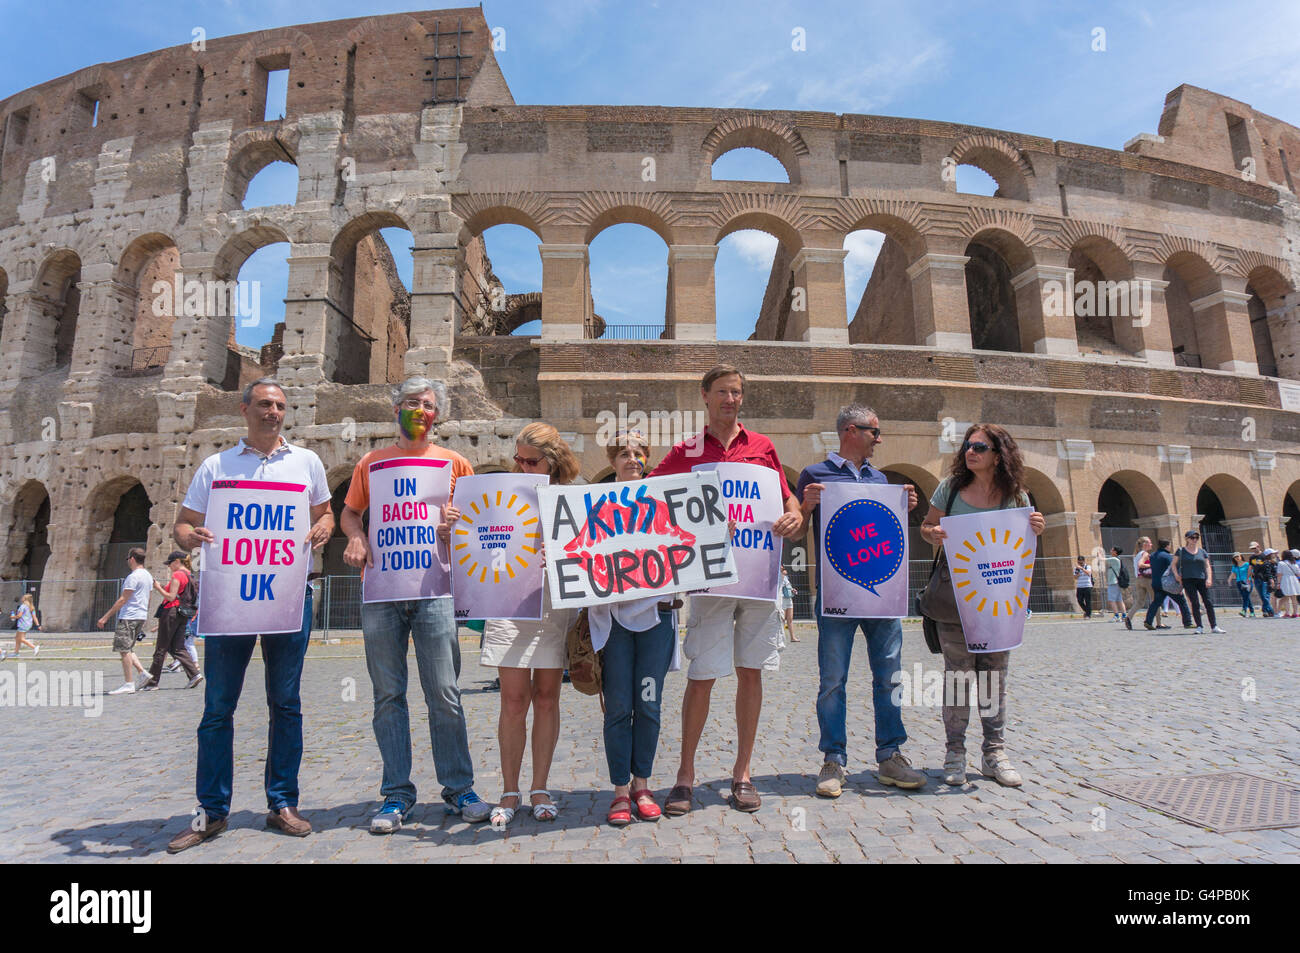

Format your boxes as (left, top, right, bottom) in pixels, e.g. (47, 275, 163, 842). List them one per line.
(141, 551, 204, 689)
(1173, 530, 1225, 634)
(1276, 549, 1300, 618)
(1248, 542, 1276, 617)
(1144, 539, 1192, 630)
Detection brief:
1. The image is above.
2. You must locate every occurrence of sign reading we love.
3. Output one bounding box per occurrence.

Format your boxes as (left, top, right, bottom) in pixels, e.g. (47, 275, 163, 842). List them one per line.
(818, 482, 909, 618)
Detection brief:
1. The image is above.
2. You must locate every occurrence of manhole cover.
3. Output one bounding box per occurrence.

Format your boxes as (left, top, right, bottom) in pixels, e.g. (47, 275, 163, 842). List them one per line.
(1081, 771, 1300, 832)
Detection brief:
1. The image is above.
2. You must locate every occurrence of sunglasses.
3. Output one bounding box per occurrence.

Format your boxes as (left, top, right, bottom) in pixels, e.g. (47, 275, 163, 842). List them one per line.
(963, 441, 994, 454)
(513, 454, 544, 467)
(845, 424, 881, 439)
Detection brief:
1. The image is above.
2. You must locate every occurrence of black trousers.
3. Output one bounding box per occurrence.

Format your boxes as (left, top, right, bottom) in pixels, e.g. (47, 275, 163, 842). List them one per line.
(1076, 587, 1092, 617)
(1144, 587, 1192, 628)
(147, 607, 199, 683)
(1182, 578, 1217, 629)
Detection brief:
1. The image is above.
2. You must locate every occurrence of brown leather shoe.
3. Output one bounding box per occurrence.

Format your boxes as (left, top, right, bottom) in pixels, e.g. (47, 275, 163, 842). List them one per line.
(166, 815, 227, 854)
(730, 779, 761, 813)
(266, 806, 312, 837)
(663, 785, 693, 816)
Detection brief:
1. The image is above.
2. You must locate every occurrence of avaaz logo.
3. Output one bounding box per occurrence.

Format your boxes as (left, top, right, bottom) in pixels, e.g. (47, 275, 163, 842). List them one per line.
(49, 883, 151, 934)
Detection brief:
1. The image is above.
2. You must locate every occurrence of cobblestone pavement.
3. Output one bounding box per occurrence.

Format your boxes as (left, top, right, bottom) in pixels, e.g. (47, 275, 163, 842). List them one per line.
(2, 616, 1298, 863)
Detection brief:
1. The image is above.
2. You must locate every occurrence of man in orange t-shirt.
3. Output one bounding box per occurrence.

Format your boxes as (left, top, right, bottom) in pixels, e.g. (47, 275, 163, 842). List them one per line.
(340, 376, 491, 831)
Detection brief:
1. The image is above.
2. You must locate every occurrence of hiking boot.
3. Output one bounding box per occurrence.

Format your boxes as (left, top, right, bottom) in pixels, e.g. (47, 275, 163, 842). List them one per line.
(815, 761, 846, 798)
(877, 752, 926, 789)
(943, 751, 966, 786)
(981, 752, 1023, 787)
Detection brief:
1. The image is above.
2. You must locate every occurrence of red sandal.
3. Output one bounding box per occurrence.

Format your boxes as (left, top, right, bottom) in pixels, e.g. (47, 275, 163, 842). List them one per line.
(630, 788, 661, 821)
(607, 795, 632, 827)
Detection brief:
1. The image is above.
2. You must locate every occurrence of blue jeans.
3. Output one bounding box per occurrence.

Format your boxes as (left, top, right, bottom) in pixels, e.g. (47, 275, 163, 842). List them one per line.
(601, 610, 675, 786)
(815, 613, 906, 765)
(1236, 581, 1254, 613)
(1255, 579, 1274, 615)
(1144, 587, 1192, 628)
(196, 589, 312, 820)
(361, 597, 474, 807)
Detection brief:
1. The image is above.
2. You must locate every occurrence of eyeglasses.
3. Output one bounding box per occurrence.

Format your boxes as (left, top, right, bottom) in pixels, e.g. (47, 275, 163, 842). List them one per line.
(514, 454, 544, 467)
(963, 441, 993, 454)
(401, 399, 437, 411)
(845, 424, 881, 439)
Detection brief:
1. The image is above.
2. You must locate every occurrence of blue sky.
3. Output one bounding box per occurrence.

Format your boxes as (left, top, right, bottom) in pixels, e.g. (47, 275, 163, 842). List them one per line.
(4, 0, 1297, 345)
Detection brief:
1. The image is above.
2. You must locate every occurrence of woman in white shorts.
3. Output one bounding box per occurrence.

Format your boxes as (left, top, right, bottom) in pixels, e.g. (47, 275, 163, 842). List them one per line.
(481, 423, 579, 825)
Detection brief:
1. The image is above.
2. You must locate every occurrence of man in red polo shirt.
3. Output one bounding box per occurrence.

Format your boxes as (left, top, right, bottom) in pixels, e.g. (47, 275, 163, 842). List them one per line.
(648, 363, 803, 814)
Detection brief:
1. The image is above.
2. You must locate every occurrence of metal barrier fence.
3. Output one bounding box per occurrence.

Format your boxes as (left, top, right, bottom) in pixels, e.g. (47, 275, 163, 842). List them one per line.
(1, 553, 1278, 634)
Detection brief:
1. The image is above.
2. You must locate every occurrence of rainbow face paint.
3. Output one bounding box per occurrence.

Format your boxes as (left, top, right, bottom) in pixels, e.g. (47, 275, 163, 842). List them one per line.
(398, 407, 434, 441)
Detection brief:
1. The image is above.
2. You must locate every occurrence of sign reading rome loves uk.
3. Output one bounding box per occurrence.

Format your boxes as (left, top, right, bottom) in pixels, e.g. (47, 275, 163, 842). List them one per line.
(691, 462, 782, 601)
(818, 482, 909, 617)
(537, 471, 738, 609)
(940, 507, 1035, 653)
(362, 457, 453, 604)
(198, 480, 311, 636)
(450, 473, 549, 621)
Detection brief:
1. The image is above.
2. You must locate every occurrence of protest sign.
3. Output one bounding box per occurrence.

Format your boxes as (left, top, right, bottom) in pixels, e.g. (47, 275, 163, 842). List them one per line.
(940, 507, 1035, 652)
(450, 473, 549, 621)
(198, 480, 310, 636)
(818, 482, 909, 617)
(537, 471, 737, 609)
(362, 457, 452, 604)
(692, 462, 782, 601)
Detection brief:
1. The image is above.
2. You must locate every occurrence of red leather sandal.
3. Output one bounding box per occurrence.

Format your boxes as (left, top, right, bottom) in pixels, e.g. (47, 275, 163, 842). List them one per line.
(607, 795, 633, 827)
(630, 789, 661, 821)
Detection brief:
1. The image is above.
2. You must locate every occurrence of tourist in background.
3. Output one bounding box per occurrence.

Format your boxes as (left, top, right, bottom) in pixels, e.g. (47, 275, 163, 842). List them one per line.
(141, 551, 203, 690)
(1276, 550, 1300, 617)
(1231, 553, 1255, 618)
(480, 422, 580, 826)
(1073, 556, 1094, 618)
(920, 423, 1044, 788)
(1249, 543, 1276, 617)
(1145, 539, 1192, 630)
(9, 591, 41, 658)
(96, 549, 152, 694)
(779, 568, 799, 643)
(1172, 530, 1224, 634)
(1105, 546, 1125, 622)
(1124, 537, 1154, 630)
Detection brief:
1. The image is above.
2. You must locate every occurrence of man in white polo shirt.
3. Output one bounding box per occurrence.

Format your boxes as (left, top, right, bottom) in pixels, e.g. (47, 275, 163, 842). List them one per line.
(165, 378, 333, 853)
(96, 547, 154, 694)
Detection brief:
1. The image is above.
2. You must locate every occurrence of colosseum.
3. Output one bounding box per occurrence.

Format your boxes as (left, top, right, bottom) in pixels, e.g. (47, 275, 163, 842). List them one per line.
(1, 7, 1298, 627)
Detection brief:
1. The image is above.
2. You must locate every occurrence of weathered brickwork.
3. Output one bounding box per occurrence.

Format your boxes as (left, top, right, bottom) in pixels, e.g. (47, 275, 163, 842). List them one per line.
(1, 9, 1298, 627)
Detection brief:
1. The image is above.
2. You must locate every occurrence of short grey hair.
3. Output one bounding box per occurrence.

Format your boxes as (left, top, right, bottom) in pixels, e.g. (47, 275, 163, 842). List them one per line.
(242, 376, 285, 404)
(392, 376, 448, 412)
(836, 403, 877, 432)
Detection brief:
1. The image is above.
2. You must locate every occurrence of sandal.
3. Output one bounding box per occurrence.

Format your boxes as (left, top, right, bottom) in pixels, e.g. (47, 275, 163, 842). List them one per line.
(530, 789, 558, 822)
(630, 788, 661, 822)
(490, 792, 519, 828)
(607, 795, 632, 827)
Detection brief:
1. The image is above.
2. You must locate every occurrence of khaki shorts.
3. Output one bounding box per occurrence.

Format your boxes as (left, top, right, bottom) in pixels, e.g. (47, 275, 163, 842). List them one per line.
(480, 588, 575, 670)
(682, 596, 782, 680)
(113, 618, 144, 653)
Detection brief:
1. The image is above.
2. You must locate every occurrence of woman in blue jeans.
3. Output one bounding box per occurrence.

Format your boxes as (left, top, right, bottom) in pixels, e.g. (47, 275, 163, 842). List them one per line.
(591, 431, 681, 826)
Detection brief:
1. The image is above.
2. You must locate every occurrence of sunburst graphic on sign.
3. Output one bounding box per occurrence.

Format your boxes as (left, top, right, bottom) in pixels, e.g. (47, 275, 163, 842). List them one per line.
(453, 490, 540, 584)
(949, 526, 1034, 617)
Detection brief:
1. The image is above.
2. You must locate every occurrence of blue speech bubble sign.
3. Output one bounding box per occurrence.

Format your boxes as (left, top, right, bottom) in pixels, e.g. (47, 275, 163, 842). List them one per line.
(825, 499, 905, 596)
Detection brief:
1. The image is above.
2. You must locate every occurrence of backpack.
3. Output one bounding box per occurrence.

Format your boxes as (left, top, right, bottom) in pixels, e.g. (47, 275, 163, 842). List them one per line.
(564, 609, 602, 697)
(176, 570, 199, 620)
(1116, 563, 1130, 589)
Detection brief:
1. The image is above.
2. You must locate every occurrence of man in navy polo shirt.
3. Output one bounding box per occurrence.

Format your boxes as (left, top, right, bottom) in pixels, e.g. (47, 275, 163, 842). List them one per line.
(796, 403, 926, 797)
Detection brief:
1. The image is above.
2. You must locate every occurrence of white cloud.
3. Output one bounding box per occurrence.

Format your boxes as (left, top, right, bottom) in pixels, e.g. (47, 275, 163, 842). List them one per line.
(726, 230, 779, 269)
(843, 230, 884, 289)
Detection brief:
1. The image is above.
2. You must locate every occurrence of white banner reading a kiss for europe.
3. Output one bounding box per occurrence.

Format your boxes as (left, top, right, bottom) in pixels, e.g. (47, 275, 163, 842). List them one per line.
(198, 479, 311, 636)
(362, 457, 452, 604)
(450, 472, 549, 621)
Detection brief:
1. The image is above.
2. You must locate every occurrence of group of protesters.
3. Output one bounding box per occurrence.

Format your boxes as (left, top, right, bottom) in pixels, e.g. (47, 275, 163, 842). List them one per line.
(151, 365, 1053, 853)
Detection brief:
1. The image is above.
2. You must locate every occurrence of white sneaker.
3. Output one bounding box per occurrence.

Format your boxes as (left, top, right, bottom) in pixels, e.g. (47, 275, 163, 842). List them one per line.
(108, 683, 136, 695)
(1212, 626, 1226, 633)
(164, 660, 181, 673)
(33, 645, 40, 656)
(187, 673, 205, 689)
(981, 752, 1023, 787)
(943, 752, 966, 786)
(135, 673, 151, 689)
(1195, 626, 1204, 634)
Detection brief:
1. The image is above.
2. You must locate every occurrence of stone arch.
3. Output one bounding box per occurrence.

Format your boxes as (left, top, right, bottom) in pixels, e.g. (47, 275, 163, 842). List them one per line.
(0, 479, 51, 581)
(702, 114, 808, 185)
(1243, 264, 1293, 379)
(1101, 468, 1170, 519)
(30, 248, 83, 372)
(1021, 466, 1070, 572)
(224, 130, 299, 210)
(1067, 233, 1140, 357)
(214, 224, 293, 280)
(714, 209, 805, 341)
(586, 220, 671, 339)
(209, 225, 292, 390)
(582, 202, 675, 247)
(329, 211, 414, 385)
(453, 195, 548, 241)
(226, 26, 320, 123)
(947, 134, 1033, 201)
(114, 231, 181, 374)
(842, 212, 928, 345)
(1196, 473, 1258, 555)
(963, 227, 1034, 353)
(82, 475, 154, 578)
(1160, 248, 1222, 369)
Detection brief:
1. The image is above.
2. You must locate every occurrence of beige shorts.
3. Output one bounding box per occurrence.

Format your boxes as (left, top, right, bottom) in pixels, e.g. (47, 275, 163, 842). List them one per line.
(480, 588, 576, 670)
(682, 595, 782, 681)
